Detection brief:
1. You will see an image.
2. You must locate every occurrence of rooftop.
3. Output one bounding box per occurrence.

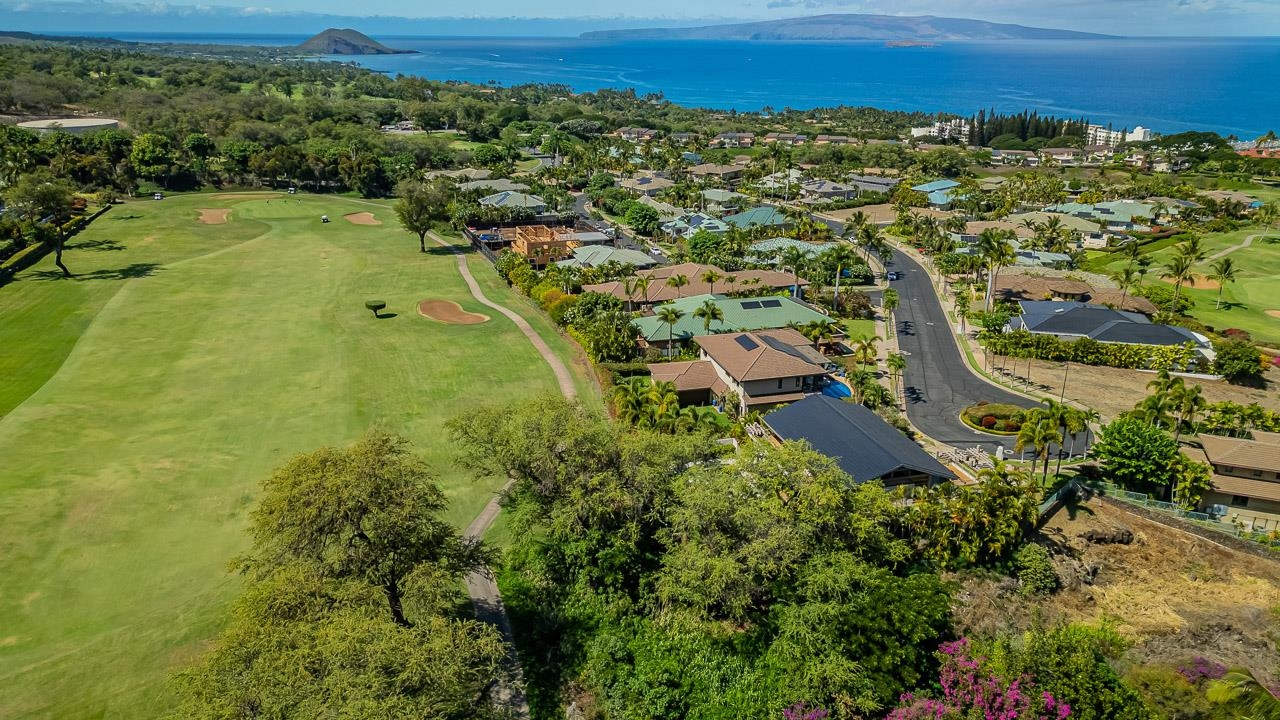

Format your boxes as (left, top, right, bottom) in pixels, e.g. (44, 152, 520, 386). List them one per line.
(633, 294, 835, 343)
(697, 328, 828, 382)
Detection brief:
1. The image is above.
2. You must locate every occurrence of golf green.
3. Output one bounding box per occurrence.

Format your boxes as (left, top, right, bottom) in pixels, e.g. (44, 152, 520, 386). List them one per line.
(0, 193, 595, 718)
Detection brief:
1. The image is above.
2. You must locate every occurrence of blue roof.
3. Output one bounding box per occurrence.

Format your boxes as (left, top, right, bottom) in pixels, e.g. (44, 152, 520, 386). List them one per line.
(765, 396, 955, 484)
(912, 179, 961, 193)
(926, 190, 954, 206)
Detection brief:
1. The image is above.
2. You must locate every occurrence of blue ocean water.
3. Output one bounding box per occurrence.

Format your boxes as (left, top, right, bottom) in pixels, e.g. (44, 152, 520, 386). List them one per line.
(107, 33, 1279, 138)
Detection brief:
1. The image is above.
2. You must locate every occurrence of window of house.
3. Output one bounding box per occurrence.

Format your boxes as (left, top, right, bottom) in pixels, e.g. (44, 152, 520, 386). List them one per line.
(1222, 466, 1234, 473)
(1230, 495, 1250, 507)
(777, 379, 784, 390)
(1252, 469, 1264, 477)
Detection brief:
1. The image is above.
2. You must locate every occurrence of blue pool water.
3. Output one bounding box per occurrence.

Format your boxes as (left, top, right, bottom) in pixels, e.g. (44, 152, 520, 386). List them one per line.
(823, 381, 853, 399)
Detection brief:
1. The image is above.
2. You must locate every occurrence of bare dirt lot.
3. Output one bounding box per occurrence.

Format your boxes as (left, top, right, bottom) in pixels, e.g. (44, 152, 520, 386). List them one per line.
(196, 209, 230, 225)
(417, 299, 489, 325)
(952, 497, 1280, 684)
(981, 352, 1279, 421)
(343, 212, 381, 226)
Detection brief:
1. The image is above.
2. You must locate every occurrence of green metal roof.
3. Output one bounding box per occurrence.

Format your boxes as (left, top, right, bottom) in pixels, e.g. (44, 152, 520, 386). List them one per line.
(724, 206, 792, 229)
(748, 237, 833, 261)
(557, 245, 657, 269)
(633, 293, 834, 343)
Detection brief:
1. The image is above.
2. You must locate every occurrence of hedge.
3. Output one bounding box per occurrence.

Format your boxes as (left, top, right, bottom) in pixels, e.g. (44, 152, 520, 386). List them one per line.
(980, 329, 1200, 371)
(0, 241, 51, 280)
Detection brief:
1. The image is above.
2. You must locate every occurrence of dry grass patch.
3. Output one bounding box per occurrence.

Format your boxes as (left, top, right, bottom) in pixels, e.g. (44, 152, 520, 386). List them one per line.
(343, 212, 381, 226)
(417, 299, 488, 325)
(196, 209, 230, 224)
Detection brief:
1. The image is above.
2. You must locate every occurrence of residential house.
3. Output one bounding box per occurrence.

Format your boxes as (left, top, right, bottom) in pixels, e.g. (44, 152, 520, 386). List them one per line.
(1125, 152, 1151, 170)
(747, 237, 833, 264)
(1083, 145, 1116, 164)
(765, 396, 956, 489)
(710, 132, 756, 148)
(424, 168, 492, 181)
(763, 132, 808, 146)
(459, 178, 531, 194)
(1202, 190, 1263, 210)
(582, 262, 808, 309)
(1040, 148, 1083, 167)
(688, 163, 745, 185)
(991, 149, 1039, 167)
(511, 225, 576, 268)
(993, 275, 1157, 314)
(800, 179, 858, 202)
(724, 206, 794, 232)
(847, 174, 902, 195)
(620, 174, 676, 197)
(637, 195, 685, 223)
(977, 176, 1007, 193)
(814, 134, 853, 145)
(1007, 301, 1214, 362)
(634, 294, 837, 352)
(1152, 156, 1192, 173)
(701, 188, 746, 214)
(615, 127, 659, 142)
(661, 212, 729, 240)
(557, 245, 657, 271)
(693, 329, 830, 414)
(1185, 431, 1280, 530)
(479, 191, 547, 213)
(756, 169, 806, 192)
(1238, 148, 1280, 159)
(1044, 201, 1156, 232)
(670, 132, 695, 145)
(681, 151, 704, 164)
(911, 179, 962, 209)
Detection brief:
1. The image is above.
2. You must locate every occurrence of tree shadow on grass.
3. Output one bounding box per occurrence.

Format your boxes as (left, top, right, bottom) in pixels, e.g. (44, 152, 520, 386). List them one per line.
(110, 214, 145, 221)
(26, 263, 162, 282)
(425, 245, 467, 257)
(70, 237, 126, 252)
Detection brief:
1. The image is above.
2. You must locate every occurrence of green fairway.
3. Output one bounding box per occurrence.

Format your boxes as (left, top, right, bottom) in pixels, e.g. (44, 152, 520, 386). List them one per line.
(1086, 225, 1280, 345)
(0, 192, 595, 718)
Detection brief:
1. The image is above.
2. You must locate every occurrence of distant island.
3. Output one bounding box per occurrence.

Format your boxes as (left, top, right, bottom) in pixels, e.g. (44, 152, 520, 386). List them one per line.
(296, 28, 414, 55)
(581, 13, 1115, 42)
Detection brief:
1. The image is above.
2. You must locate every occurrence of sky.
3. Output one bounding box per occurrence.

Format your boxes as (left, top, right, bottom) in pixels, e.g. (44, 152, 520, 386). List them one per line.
(178, 0, 1280, 35)
(3, 0, 1278, 36)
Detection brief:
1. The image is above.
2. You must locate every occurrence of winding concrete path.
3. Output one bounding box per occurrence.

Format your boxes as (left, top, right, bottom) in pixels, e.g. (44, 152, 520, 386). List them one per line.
(427, 229, 582, 720)
(1206, 233, 1262, 261)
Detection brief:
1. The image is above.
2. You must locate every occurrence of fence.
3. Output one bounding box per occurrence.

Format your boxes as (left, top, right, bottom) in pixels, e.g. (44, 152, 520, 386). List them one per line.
(1092, 481, 1280, 550)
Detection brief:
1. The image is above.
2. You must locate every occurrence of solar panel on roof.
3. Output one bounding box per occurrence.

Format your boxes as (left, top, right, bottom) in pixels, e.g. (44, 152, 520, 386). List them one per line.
(761, 299, 783, 308)
(741, 301, 762, 309)
(734, 336, 760, 351)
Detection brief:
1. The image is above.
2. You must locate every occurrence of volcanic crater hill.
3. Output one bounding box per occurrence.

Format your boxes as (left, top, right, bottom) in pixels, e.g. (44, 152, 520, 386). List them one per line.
(296, 28, 414, 55)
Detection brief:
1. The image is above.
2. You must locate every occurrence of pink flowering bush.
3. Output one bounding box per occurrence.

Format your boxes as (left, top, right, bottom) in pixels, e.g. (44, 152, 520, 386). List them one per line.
(887, 639, 1071, 720)
(783, 703, 830, 720)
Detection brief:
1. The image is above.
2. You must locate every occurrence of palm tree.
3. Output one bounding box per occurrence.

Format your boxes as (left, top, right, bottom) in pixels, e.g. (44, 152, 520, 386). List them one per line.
(841, 210, 869, 240)
(826, 244, 859, 310)
(856, 223, 882, 264)
(1208, 256, 1238, 310)
(666, 273, 690, 299)
(1207, 667, 1280, 719)
(852, 334, 880, 373)
(655, 305, 686, 354)
(1109, 264, 1140, 310)
(977, 229, 1017, 311)
(634, 274, 653, 307)
(881, 288, 899, 339)
(801, 319, 839, 352)
(886, 352, 907, 401)
(1160, 253, 1196, 313)
(612, 377, 652, 427)
(1015, 413, 1063, 485)
(779, 246, 809, 298)
(1256, 201, 1279, 240)
(699, 269, 723, 296)
(693, 298, 725, 334)
(1179, 235, 1208, 264)
(1170, 381, 1206, 445)
(954, 291, 971, 334)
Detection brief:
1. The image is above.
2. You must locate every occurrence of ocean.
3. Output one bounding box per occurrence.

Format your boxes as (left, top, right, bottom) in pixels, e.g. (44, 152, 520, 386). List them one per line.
(104, 33, 1279, 138)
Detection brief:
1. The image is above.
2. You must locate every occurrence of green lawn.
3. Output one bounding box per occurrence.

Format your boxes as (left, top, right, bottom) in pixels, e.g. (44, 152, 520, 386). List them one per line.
(1085, 224, 1280, 345)
(0, 192, 595, 718)
(843, 317, 877, 340)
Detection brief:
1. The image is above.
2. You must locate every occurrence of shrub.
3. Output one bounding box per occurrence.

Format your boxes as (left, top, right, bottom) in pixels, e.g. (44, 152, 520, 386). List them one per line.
(1214, 338, 1265, 385)
(1221, 327, 1251, 341)
(1015, 543, 1058, 595)
(981, 415, 997, 429)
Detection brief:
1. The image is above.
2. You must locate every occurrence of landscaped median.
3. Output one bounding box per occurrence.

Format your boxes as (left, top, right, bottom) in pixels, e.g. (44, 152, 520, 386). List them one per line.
(960, 401, 1029, 435)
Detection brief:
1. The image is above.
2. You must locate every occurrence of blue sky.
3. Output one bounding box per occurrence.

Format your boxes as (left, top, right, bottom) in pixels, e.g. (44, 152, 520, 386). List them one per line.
(176, 0, 1279, 35)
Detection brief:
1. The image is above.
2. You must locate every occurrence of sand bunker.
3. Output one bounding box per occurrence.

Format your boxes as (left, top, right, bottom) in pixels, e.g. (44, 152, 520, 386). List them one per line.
(1266, 310, 1280, 319)
(212, 192, 283, 200)
(418, 299, 489, 325)
(197, 208, 230, 224)
(1159, 273, 1219, 291)
(344, 212, 381, 226)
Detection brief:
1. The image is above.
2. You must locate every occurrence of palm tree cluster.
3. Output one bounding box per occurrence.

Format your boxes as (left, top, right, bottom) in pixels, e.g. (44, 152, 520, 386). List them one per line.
(1014, 399, 1095, 483)
(1159, 235, 1207, 313)
(1128, 369, 1208, 444)
(977, 228, 1017, 311)
(1019, 215, 1076, 253)
(611, 377, 724, 434)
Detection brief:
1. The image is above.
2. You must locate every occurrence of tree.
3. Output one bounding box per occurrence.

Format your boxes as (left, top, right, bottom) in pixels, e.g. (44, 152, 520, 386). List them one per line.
(4, 169, 75, 275)
(852, 334, 880, 373)
(904, 460, 1039, 568)
(779, 245, 809, 298)
(885, 351, 907, 401)
(1208, 256, 1238, 310)
(1214, 338, 1264, 385)
(1089, 417, 1179, 497)
(1159, 253, 1196, 314)
(977, 229, 1017, 311)
(1109, 264, 1140, 310)
(394, 179, 451, 252)
(666, 273, 690, 298)
(174, 433, 504, 718)
(954, 290, 971, 334)
(826, 243, 860, 310)
(693, 298, 725, 334)
(699, 268, 723, 295)
(625, 202, 661, 236)
(1015, 412, 1063, 484)
(881, 288, 899, 338)
(238, 432, 485, 627)
(1207, 667, 1280, 719)
(129, 132, 174, 187)
(655, 304, 686, 351)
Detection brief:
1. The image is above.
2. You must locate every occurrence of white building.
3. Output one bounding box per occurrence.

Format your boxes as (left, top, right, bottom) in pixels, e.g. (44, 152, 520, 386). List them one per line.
(1086, 124, 1155, 146)
(910, 119, 970, 141)
(1127, 126, 1154, 142)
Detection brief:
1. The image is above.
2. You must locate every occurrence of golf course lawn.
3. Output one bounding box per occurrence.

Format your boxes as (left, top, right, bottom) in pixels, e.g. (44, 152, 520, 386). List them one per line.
(0, 192, 596, 718)
(1086, 224, 1280, 346)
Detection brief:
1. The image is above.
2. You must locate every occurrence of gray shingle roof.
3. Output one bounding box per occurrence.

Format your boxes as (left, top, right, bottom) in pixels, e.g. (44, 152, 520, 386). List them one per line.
(765, 396, 955, 484)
